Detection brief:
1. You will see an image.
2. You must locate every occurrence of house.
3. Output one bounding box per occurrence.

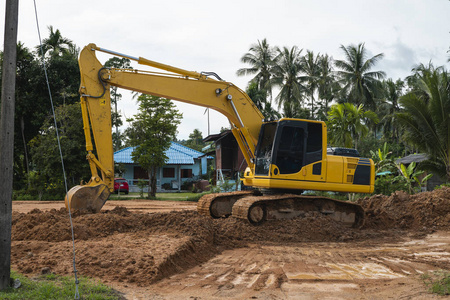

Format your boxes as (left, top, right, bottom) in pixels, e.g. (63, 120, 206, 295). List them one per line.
(203, 130, 248, 184)
(114, 142, 208, 192)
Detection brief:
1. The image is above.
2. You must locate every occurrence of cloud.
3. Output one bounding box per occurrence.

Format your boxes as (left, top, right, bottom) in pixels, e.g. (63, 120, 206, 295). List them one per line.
(376, 39, 418, 80)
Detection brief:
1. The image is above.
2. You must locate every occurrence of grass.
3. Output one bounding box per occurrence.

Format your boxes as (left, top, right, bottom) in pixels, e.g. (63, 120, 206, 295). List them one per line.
(421, 270, 450, 295)
(0, 271, 123, 300)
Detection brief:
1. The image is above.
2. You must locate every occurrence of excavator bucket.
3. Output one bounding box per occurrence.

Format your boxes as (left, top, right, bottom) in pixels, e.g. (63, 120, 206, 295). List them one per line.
(65, 184, 110, 213)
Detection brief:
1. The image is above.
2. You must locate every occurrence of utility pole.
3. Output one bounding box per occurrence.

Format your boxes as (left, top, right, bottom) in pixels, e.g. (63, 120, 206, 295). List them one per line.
(0, 0, 19, 290)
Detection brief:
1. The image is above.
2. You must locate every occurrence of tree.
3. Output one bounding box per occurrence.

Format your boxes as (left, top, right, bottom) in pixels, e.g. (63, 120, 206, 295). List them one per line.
(23, 42, 79, 186)
(246, 82, 281, 119)
(270, 46, 305, 117)
(327, 103, 378, 148)
(299, 50, 321, 118)
(334, 43, 385, 110)
(36, 26, 74, 58)
(28, 103, 90, 196)
(316, 54, 339, 120)
(125, 95, 182, 198)
(104, 57, 132, 151)
(0, 34, 80, 191)
(183, 129, 205, 152)
(237, 38, 277, 102)
(396, 66, 450, 180)
(378, 78, 404, 141)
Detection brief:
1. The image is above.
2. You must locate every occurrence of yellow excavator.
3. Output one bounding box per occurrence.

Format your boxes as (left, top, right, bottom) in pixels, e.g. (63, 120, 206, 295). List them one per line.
(65, 44, 374, 227)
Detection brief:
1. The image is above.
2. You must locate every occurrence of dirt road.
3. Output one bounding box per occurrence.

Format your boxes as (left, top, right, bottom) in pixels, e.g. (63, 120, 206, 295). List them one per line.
(10, 188, 450, 299)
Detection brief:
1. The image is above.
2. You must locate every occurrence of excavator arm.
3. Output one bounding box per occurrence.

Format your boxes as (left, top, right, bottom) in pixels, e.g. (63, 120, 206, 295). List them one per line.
(65, 44, 264, 212)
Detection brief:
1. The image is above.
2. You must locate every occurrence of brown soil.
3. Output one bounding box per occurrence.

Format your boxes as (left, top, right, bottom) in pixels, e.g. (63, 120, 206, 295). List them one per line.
(11, 187, 450, 299)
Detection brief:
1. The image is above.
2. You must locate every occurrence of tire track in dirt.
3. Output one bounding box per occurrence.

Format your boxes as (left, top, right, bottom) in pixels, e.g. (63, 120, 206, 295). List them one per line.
(144, 232, 450, 299)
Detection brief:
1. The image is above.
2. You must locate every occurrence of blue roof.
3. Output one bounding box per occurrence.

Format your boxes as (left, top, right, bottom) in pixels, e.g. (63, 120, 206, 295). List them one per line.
(114, 142, 205, 165)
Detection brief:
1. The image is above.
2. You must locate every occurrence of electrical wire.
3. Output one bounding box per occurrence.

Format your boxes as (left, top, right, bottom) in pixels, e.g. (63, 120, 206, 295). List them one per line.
(32, 1, 80, 299)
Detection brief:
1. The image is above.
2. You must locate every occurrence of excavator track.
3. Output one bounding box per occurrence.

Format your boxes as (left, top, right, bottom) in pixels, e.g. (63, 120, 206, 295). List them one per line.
(197, 191, 365, 228)
(197, 191, 254, 218)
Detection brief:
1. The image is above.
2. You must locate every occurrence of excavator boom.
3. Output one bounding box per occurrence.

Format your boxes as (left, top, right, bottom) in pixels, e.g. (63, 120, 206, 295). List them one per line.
(66, 44, 264, 211)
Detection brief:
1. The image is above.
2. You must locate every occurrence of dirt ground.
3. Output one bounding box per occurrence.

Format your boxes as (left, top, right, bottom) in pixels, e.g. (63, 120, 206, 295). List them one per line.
(11, 188, 450, 299)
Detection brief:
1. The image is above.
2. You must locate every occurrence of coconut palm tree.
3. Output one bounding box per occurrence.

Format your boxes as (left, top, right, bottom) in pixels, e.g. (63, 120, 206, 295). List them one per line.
(327, 103, 379, 148)
(237, 39, 277, 102)
(36, 26, 73, 58)
(316, 54, 339, 120)
(334, 43, 385, 110)
(246, 82, 281, 119)
(299, 50, 321, 119)
(270, 46, 305, 117)
(378, 78, 404, 141)
(396, 65, 450, 180)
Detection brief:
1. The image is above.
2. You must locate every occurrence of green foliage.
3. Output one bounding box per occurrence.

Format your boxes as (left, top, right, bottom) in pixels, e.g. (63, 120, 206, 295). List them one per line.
(435, 182, 450, 189)
(359, 135, 385, 159)
(136, 179, 147, 198)
(396, 162, 433, 194)
(125, 95, 182, 198)
(421, 270, 450, 296)
(378, 78, 404, 141)
(271, 46, 305, 117)
(334, 43, 386, 110)
(397, 65, 450, 180)
(370, 142, 397, 173)
(181, 129, 205, 152)
(0, 270, 120, 299)
(0, 27, 80, 193)
(374, 175, 409, 195)
(327, 103, 378, 148)
(184, 192, 210, 202)
(29, 103, 90, 193)
(246, 82, 281, 119)
(105, 57, 132, 151)
(236, 38, 276, 100)
(218, 180, 235, 193)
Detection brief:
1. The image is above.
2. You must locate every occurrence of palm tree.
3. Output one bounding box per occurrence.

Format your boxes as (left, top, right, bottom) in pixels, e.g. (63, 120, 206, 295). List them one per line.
(237, 39, 276, 102)
(316, 54, 339, 120)
(270, 46, 305, 117)
(246, 82, 281, 119)
(378, 78, 404, 141)
(334, 43, 386, 110)
(299, 50, 321, 119)
(327, 103, 379, 148)
(396, 65, 450, 180)
(37, 26, 73, 58)
(105, 57, 133, 150)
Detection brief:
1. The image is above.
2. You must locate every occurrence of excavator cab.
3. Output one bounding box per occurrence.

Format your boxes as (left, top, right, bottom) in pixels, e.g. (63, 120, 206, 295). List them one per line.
(254, 119, 323, 177)
(243, 118, 373, 194)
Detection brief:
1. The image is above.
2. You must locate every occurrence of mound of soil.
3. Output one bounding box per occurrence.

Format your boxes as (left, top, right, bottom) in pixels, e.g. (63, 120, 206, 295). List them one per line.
(11, 188, 450, 286)
(359, 187, 450, 230)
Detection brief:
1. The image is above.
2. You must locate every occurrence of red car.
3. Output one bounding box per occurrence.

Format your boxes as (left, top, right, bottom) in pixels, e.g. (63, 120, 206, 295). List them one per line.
(114, 178, 129, 194)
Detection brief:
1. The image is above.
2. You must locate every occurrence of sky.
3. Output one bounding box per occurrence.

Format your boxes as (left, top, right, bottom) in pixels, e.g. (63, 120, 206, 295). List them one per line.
(1, 0, 449, 141)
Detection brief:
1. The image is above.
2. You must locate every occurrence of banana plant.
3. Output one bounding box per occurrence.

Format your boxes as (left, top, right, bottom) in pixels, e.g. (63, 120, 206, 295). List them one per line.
(370, 142, 396, 173)
(397, 162, 433, 194)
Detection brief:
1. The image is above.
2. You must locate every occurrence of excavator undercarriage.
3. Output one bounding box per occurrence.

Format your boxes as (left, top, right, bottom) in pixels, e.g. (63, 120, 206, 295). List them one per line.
(197, 190, 365, 227)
